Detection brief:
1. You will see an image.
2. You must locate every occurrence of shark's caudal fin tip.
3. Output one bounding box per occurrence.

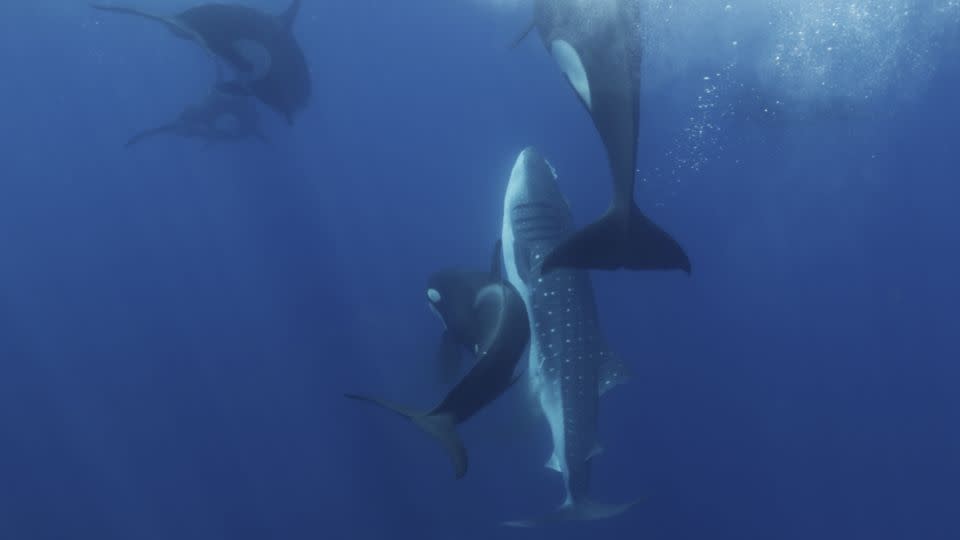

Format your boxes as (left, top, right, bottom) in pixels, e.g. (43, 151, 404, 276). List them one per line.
(541, 205, 690, 274)
(502, 496, 646, 527)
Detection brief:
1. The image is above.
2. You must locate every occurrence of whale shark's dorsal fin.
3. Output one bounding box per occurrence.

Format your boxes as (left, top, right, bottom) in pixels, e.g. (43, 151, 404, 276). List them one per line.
(280, 0, 302, 32)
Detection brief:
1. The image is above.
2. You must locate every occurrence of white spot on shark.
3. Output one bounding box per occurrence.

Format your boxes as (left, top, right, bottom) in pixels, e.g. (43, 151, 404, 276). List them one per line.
(427, 288, 442, 303)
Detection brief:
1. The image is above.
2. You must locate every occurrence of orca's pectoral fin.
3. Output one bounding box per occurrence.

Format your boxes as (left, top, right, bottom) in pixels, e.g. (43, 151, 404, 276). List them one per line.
(89, 4, 193, 39)
(344, 393, 467, 479)
(124, 124, 177, 148)
(541, 204, 691, 274)
(508, 20, 537, 50)
(503, 497, 647, 527)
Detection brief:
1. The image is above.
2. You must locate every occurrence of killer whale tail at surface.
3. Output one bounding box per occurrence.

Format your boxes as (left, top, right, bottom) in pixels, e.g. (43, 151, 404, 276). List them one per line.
(503, 497, 646, 527)
(541, 202, 691, 275)
(344, 393, 467, 479)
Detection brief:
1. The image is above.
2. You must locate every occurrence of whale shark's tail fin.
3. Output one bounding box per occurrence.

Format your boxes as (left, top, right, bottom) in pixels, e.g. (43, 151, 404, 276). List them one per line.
(503, 497, 646, 527)
(124, 124, 178, 148)
(541, 203, 691, 275)
(344, 393, 467, 479)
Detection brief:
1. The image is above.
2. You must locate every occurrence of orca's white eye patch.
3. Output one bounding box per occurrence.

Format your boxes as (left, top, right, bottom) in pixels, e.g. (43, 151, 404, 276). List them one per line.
(427, 288, 442, 303)
(233, 39, 273, 80)
(550, 39, 592, 110)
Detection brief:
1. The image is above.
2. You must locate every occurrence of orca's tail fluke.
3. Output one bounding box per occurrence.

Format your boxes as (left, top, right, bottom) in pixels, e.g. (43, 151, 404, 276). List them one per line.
(344, 393, 467, 479)
(540, 203, 691, 275)
(503, 497, 646, 527)
(124, 124, 178, 148)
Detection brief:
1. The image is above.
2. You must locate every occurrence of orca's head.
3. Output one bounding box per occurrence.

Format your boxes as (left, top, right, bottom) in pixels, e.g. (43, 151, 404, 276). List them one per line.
(425, 269, 492, 332)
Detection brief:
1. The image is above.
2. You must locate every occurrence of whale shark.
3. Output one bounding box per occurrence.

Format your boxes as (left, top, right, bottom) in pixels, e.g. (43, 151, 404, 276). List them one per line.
(515, 0, 690, 274)
(91, 0, 310, 123)
(346, 266, 529, 479)
(501, 147, 641, 525)
(124, 89, 267, 148)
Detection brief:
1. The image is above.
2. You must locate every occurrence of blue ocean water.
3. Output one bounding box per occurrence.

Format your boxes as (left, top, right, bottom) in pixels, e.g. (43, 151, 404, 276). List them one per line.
(0, 1, 958, 538)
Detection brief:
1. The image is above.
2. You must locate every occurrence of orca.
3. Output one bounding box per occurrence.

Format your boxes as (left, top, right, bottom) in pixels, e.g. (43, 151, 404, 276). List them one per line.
(515, 0, 691, 274)
(501, 147, 643, 525)
(346, 263, 529, 479)
(91, 0, 310, 123)
(124, 88, 268, 148)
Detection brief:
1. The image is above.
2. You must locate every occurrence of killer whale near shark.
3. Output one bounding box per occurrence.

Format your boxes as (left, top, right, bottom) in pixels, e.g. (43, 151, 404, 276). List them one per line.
(91, 0, 694, 528)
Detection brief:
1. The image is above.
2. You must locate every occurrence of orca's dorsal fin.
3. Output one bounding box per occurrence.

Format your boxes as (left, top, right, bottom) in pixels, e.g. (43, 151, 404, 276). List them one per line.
(508, 20, 536, 50)
(280, 0, 302, 31)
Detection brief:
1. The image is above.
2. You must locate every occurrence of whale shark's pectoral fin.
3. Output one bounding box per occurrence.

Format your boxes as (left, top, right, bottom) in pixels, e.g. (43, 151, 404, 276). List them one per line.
(508, 20, 537, 50)
(587, 443, 604, 461)
(344, 394, 468, 479)
(541, 204, 691, 274)
(503, 497, 647, 527)
(599, 354, 630, 396)
(545, 453, 562, 472)
(280, 0, 302, 32)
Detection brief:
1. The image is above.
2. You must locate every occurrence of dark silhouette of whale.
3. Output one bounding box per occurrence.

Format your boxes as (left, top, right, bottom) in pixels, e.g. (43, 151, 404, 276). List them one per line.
(91, 1, 310, 123)
(346, 264, 529, 479)
(125, 89, 268, 148)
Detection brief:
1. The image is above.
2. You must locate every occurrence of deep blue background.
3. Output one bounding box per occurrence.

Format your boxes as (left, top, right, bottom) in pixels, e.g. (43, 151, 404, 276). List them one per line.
(1, 1, 958, 539)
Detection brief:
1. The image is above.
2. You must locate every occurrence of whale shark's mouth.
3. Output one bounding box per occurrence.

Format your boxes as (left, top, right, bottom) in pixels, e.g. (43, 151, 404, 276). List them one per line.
(232, 39, 273, 81)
